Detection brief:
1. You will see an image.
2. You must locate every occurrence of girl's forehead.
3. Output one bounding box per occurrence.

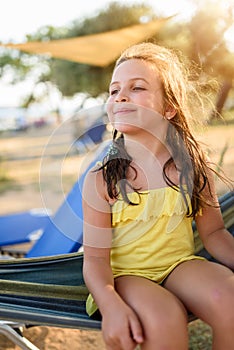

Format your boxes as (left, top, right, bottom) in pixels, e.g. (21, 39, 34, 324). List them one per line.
(111, 59, 158, 82)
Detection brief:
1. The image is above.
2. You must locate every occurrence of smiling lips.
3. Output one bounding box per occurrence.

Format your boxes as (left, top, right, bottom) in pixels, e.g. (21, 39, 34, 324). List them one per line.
(113, 107, 137, 116)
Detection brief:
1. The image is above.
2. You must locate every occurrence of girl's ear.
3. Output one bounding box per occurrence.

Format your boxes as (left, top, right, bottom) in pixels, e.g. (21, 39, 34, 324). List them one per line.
(164, 104, 177, 120)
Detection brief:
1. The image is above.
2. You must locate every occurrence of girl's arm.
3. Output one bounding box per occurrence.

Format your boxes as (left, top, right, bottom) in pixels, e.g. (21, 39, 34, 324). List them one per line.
(82, 168, 143, 349)
(195, 173, 234, 270)
(82, 168, 118, 312)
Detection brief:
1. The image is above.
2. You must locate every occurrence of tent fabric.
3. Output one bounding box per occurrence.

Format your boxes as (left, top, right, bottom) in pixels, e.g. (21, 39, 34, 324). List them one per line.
(1, 18, 171, 67)
(0, 190, 233, 330)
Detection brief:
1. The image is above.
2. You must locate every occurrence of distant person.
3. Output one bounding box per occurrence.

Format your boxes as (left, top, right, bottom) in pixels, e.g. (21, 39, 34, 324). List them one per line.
(82, 42, 234, 350)
(15, 114, 28, 131)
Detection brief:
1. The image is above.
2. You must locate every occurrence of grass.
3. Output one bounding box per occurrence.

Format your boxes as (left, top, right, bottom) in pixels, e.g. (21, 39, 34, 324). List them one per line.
(189, 320, 212, 349)
(0, 155, 17, 193)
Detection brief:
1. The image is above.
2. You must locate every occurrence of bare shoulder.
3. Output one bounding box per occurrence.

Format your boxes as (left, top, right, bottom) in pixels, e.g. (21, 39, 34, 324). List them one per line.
(82, 164, 110, 210)
(82, 163, 112, 248)
(83, 164, 105, 194)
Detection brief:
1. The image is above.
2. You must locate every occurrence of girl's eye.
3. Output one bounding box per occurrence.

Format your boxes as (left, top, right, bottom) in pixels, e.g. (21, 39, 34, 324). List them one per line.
(109, 86, 145, 95)
(133, 86, 145, 91)
(110, 89, 119, 95)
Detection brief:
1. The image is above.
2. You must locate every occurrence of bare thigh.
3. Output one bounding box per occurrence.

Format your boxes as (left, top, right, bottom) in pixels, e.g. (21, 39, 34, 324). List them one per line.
(115, 275, 188, 348)
(164, 260, 234, 325)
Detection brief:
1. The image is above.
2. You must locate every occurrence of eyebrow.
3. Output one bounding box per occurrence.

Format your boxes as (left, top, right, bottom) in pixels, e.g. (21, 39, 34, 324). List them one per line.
(110, 77, 150, 86)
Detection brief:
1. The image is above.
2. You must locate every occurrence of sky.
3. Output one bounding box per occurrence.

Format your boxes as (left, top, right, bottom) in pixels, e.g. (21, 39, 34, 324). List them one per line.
(0, 0, 232, 109)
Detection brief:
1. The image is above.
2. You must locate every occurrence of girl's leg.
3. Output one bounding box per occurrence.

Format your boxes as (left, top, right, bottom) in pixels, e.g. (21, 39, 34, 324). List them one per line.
(164, 260, 234, 350)
(115, 275, 188, 350)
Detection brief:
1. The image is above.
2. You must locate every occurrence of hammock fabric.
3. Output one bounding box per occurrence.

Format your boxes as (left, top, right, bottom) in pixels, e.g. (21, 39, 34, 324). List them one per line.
(0, 191, 233, 333)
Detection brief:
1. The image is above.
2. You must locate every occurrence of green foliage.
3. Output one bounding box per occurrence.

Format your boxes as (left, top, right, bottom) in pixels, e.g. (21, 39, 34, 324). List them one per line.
(0, 2, 156, 97)
(0, 1, 155, 98)
(188, 320, 212, 350)
(26, 25, 70, 42)
(187, 0, 234, 78)
(49, 2, 156, 97)
(217, 142, 229, 169)
(0, 51, 34, 82)
(69, 2, 156, 36)
(0, 156, 13, 193)
(50, 59, 113, 97)
(158, 0, 234, 120)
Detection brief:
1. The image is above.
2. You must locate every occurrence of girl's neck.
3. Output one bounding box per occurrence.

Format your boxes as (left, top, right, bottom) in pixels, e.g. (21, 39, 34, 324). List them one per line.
(124, 135, 171, 167)
(123, 137, 178, 190)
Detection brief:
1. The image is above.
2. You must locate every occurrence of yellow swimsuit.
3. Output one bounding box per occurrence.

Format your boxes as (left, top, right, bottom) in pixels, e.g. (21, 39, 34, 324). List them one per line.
(86, 186, 204, 316)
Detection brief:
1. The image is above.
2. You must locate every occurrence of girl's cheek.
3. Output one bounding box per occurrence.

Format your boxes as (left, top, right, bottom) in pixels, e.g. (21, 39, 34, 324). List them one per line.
(106, 96, 114, 108)
(108, 113, 114, 125)
(105, 102, 114, 122)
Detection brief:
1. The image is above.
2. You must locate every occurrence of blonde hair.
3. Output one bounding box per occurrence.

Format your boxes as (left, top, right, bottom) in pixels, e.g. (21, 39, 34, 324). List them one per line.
(101, 42, 223, 216)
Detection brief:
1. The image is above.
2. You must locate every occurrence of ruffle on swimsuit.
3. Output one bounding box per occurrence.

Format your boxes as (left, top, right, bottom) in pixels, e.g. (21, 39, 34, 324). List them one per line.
(112, 186, 191, 238)
(113, 187, 188, 222)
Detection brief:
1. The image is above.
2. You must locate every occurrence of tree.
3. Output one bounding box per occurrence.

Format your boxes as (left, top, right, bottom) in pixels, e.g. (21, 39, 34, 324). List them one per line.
(186, 0, 234, 120)
(155, 0, 234, 120)
(0, 2, 157, 102)
(48, 2, 157, 97)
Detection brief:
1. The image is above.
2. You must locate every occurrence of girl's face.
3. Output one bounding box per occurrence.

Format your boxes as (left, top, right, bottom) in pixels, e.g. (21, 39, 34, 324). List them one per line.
(106, 58, 166, 135)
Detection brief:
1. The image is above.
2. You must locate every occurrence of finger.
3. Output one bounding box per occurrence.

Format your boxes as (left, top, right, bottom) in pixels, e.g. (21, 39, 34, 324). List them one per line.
(129, 315, 144, 344)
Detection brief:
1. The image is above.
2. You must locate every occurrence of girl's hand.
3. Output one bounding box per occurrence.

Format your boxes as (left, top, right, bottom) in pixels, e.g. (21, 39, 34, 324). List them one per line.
(101, 301, 144, 350)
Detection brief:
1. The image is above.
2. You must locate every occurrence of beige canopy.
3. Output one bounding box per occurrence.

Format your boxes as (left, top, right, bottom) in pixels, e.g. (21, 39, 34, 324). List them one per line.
(1, 18, 171, 67)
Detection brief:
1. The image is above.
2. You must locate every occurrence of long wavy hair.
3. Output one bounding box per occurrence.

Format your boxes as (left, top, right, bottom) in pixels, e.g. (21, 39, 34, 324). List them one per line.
(98, 42, 229, 217)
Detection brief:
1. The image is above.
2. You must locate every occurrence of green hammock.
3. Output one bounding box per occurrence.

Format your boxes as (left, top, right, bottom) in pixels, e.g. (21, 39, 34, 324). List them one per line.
(0, 190, 233, 349)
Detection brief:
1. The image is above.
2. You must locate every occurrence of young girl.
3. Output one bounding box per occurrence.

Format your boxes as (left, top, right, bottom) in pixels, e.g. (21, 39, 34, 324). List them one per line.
(82, 42, 234, 350)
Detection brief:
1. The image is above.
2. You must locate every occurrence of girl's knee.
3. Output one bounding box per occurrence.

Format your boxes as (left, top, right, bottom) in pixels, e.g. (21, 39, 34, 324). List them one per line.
(142, 297, 187, 336)
(141, 307, 188, 349)
(207, 280, 234, 326)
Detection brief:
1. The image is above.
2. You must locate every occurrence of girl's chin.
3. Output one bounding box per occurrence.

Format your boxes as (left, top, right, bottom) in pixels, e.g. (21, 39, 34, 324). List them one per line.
(114, 124, 141, 134)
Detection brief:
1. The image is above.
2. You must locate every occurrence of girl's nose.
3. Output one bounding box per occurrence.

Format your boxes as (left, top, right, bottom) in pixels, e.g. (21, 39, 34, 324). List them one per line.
(115, 92, 129, 102)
